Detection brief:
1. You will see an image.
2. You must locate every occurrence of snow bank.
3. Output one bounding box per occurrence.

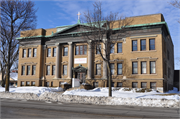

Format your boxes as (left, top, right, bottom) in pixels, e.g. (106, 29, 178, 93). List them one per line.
(0, 86, 63, 96)
(63, 87, 180, 100)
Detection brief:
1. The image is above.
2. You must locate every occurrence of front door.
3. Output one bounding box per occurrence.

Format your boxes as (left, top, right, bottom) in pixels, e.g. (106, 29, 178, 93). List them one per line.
(77, 72, 86, 84)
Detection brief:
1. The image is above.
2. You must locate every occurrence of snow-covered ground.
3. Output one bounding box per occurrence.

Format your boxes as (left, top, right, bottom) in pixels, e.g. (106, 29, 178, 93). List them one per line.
(0, 86, 63, 96)
(63, 87, 180, 100)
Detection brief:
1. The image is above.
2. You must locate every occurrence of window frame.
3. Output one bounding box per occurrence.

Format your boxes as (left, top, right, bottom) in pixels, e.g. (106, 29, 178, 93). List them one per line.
(63, 47, 68, 56)
(140, 39, 146, 51)
(63, 65, 67, 75)
(117, 42, 122, 53)
(150, 82, 156, 89)
(117, 63, 123, 75)
(132, 82, 138, 88)
(28, 48, 31, 57)
(33, 48, 37, 57)
(46, 65, 50, 75)
(47, 48, 51, 57)
(22, 49, 26, 58)
(149, 39, 155, 50)
(132, 40, 137, 51)
(141, 82, 147, 88)
(53, 47, 56, 57)
(141, 61, 147, 74)
(32, 65, 36, 75)
(150, 61, 156, 74)
(21, 81, 24, 86)
(132, 62, 138, 74)
(96, 64, 101, 75)
(75, 45, 87, 55)
(110, 63, 115, 75)
(27, 65, 30, 75)
(21, 65, 25, 75)
(96, 44, 101, 54)
(52, 65, 56, 75)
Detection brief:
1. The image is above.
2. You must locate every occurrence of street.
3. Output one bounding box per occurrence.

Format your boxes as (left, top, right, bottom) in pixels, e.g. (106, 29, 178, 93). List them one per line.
(0, 98, 179, 119)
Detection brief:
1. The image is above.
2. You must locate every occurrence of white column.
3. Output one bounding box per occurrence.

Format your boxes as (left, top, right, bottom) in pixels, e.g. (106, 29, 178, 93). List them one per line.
(103, 40, 107, 79)
(55, 43, 60, 79)
(67, 42, 73, 79)
(87, 41, 92, 79)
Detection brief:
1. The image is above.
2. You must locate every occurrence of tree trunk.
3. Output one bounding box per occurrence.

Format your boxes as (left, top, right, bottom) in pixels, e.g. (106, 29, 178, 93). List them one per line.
(106, 61, 112, 97)
(5, 46, 10, 92)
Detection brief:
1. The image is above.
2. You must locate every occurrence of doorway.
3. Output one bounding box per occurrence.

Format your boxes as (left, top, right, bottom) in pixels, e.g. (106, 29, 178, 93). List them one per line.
(76, 72, 86, 84)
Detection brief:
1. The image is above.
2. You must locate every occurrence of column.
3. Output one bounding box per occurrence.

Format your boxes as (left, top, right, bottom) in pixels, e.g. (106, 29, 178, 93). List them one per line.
(103, 40, 107, 79)
(87, 41, 92, 79)
(67, 42, 73, 79)
(55, 43, 60, 79)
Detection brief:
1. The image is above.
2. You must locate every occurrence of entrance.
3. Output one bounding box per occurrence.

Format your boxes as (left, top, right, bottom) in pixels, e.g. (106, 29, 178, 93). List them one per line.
(76, 72, 86, 84)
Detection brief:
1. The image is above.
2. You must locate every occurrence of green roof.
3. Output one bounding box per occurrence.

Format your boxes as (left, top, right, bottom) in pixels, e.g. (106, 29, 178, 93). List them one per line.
(16, 21, 171, 40)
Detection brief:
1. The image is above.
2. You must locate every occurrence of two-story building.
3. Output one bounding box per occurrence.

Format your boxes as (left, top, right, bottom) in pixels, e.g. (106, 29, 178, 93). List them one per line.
(17, 13, 174, 92)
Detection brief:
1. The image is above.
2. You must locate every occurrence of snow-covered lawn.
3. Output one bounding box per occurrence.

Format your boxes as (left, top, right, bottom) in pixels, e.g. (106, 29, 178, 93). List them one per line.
(63, 87, 180, 100)
(0, 86, 63, 96)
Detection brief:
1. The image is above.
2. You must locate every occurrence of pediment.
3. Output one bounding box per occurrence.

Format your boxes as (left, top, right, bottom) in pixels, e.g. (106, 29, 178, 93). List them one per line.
(54, 22, 106, 36)
(72, 64, 87, 72)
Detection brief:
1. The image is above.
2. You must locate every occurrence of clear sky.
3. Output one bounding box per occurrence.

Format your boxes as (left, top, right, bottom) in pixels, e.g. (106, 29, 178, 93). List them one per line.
(34, 0, 180, 69)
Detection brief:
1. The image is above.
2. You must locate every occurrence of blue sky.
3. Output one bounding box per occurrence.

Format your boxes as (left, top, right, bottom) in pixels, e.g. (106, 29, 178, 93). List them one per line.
(34, 0, 180, 69)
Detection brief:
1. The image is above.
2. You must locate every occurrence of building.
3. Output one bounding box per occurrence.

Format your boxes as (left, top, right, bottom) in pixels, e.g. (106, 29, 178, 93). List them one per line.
(174, 70, 180, 91)
(17, 13, 174, 92)
(0, 71, 18, 86)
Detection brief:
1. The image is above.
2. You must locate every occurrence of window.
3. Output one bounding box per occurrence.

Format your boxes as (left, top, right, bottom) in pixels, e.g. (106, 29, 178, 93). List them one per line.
(132, 62, 138, 74)
(63, 65, 67, 75)
(110, 44, 114, 53)
(52, 65, 55, 75)
(21, 81, 24, 86)
(140, 39, 146, 51)
(46, 82, 49, 87)
(31, 81, 35, 86)
(111, 82, 114, 87)
(117, 82, 123, 87)
(117, 43, 122, 53)
(26, 81, 30, 86)
(51, 82, 53, 87)
(96, 44, 101, 54)
(32, 65, 36, 75)
(150, 61, 156, 74)
(75, 45, 87, 55)
(53, 48, 56, 57)
(96, 64, 101, 75)
(149, 39, 155, 50)
(141, 82, 147, 88)
(46, 65, 50, 75)
(168, 67, 170, 78)
(33, 48, 37, 57)
(28, 49, 31, 57)
(110, 64, 115, 75)
(64, 47, 68, 56)
(117, 63, 122, 75)
(93, 82, 98, 88)
(21, 66, 25, 75)
(141, 62, 146, 74)
(47, 48, 51, 57)
(27, 65, 30, 75)
(132, 82, 138, 88)
(150, 82, 156, 89)
(22, 49, 26, 58)
(132, 40, 137, 51)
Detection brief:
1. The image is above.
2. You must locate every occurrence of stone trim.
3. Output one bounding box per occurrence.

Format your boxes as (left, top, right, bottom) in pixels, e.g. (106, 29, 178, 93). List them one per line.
(130, 35, 157, 39)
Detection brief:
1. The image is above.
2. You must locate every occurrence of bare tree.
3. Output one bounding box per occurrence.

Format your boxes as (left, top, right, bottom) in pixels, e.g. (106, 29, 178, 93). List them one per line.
(0, 0, 37, 91)
(170, 0, 180, 23)
(81, 1, 132, 96)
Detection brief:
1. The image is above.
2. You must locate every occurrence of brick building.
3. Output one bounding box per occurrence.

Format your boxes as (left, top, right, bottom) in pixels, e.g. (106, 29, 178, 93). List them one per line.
(17, 13, 174, 92)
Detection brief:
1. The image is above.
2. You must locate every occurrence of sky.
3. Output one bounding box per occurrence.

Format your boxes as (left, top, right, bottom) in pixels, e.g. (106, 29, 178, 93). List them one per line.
(34, 0, 180, 69)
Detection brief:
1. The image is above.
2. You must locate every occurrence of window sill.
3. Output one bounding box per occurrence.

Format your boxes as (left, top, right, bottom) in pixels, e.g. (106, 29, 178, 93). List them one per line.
(75, 55, 87, 56)
(22, 57, 37, 59)
(131, 50, 157, 53)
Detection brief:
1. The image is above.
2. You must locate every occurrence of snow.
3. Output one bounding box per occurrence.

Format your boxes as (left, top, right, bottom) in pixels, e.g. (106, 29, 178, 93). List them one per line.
(0, 86, 63, 96)
(10, 73, 18, 81)
(61, 82, 69, 85)
(63, 87, 180, 100)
